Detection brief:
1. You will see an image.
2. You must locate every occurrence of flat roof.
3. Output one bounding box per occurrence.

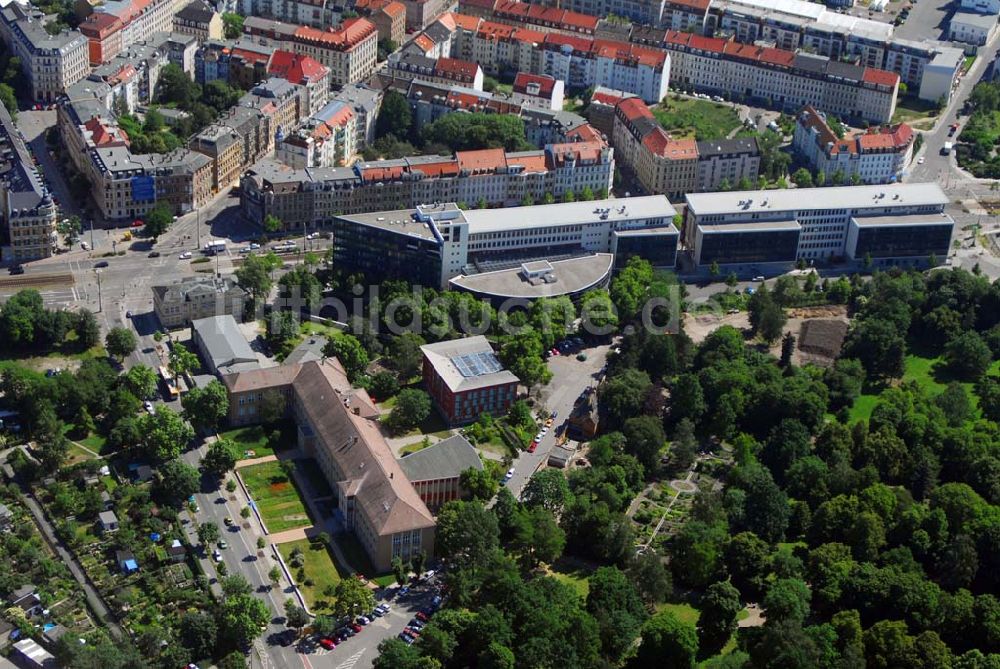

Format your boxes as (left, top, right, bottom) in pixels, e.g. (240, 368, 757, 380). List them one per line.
(613, 224, 680, 237)
(850, 213, 954, 227)
(686, 183, 947, 216)
(449, 253, 614, 299)
(950, 10, 998, 29)
(463, 195, 676, 235)
(336, 208, 444, 240)
(698, 220, 801, 233)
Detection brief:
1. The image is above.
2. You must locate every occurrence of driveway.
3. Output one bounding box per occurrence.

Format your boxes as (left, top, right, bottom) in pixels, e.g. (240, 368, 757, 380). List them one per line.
(505, 342, 610, 498)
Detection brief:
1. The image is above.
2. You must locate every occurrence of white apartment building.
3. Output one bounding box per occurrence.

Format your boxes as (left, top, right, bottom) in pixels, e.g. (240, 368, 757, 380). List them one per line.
(793, 106, 914, 185)
(961, 0, 1000, 15)
(0, 2, 89, 102)
(950, 11, 998, 46)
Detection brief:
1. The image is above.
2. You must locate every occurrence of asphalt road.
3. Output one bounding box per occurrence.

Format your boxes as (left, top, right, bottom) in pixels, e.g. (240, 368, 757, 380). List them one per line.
(505, 342, 611, 498)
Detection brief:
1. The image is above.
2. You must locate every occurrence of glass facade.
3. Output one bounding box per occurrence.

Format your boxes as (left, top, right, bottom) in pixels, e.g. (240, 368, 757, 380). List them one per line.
(332, 218, 443, 286)
(614, 232, 679, 268)
(699, 228, 801, 265)
(854, 224, 952, 259)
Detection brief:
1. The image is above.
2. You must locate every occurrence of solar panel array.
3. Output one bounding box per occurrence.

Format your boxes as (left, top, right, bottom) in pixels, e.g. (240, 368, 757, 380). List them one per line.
(451, 351, 504, 377)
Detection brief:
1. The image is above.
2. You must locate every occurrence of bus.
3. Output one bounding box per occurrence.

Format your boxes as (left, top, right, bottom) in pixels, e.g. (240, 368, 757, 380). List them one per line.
(158, 366, 180, 399)
(203, 240, 226, 255)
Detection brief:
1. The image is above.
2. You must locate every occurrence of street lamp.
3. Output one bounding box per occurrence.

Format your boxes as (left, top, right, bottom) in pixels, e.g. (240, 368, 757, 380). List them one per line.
(94, 269, 103, 313)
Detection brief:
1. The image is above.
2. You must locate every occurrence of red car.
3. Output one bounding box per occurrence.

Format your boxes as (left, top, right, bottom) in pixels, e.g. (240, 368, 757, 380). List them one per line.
(415, 611, 429, 622)
(352, 623, 363, 633)
(319, 638, 336, 650)
(528, 441, 538, 453)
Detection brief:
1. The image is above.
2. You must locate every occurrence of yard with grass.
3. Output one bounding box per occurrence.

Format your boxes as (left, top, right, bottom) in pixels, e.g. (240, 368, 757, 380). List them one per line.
(547, 559, 592, 598)
(219, 420, 297, 459)
(239, 460, 312, 532)
(891, 96, 940, 127)
(652, 98, 743, 140)
(848, 354, 1000, 422)
(279, 538, 346, 611)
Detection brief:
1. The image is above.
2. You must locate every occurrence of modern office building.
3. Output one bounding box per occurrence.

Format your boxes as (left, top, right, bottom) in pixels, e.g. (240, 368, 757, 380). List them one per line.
(915, 47, 964, 104)
(684, 182, 954, 268)
(330, 197, 678, 291)
(0, 100, 56, 262)
(421, 336, 520, 425)
(792, 106, 914, 185)
(223, 359, 437, 571)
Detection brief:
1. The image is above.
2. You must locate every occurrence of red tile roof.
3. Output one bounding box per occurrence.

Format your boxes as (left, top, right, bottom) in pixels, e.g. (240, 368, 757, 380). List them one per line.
(857, 123, 913, 150)
(79, 12, 122, 37)
(435, 57, 480, 80)
(267, 51, 330, 84)
(492, 0, 599, 32)
(617, 96, 653, 123)
(382, 1, 406, 18)
(862, 68, 900, 87)
(413, 34, 435, 51)
(513, 72, 555, 97)
(457, 148, 507, 171)
(450, 12, 483, 30)
(590, 89, 632, 106)
(294, 18, 377, 50)
(664, 0, 710, 11)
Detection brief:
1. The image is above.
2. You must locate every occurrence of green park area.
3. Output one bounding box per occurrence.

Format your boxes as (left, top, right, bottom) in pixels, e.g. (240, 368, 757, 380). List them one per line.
(849, 354, 1000, 423)
(218, 420, 297, 459)
(278, 538, 346, 611)
(239, 460, 312, 532)
(652, 98, 744, 140)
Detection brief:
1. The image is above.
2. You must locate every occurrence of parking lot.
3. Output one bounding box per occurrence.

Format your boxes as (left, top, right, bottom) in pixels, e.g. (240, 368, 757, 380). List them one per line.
(277, 576, 445, 668)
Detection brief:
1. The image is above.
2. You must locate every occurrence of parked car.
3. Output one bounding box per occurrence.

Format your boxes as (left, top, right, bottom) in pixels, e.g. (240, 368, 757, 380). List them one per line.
(223, 516, 234, 526)
(94, 260, 109, 268)
(179, 251, 192, 259)
(144, 401, 154, 413)
(213, 550, 222, 562)
(147, 251, 160, 258)
(319, 637, 335, 650)
(398, 585, 410, 597)
(8, 265, 23, 275)
(351, 623, 363, 633)
(356, 616, 370, 625)
(416, 611, 429, 622)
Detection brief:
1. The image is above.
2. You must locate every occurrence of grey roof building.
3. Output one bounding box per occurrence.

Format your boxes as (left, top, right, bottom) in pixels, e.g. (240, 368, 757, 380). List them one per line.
(191, 315, 260, 376)
(398, 434, 483, 481)
(152, 276, 246, 329)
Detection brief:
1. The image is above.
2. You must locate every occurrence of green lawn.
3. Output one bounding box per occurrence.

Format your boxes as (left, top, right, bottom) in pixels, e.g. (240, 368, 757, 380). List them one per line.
(278, 538, 346, 612)
(848, 355, 1000, 423)
(658, 601, 701, 626)
(239, 461, 312, 532)
(219, 421, 297, 459)
(891, 96, 940, 125)
(548, 559, 593, 598)
(380, 409, 453, 440)
(652, 98, 743, 140)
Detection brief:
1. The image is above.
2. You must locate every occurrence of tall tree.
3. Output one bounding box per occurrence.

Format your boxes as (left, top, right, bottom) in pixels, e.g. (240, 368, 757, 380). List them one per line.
(104, 327, 137, 361)
(220, 594, 270, 647)
(698, 581, 743, 655)
(631, 610, 698, 669)
(182, 380, 230, 432)
(587, 566, 648, 661)
(521, 468, 571, 514)
(139, 406, 194, 460)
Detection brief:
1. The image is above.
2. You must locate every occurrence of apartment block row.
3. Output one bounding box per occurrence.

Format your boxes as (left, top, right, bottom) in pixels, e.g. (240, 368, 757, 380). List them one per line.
(684, 183, 954, 269)
(0, 100, 57, 262)
(239, 140, 614, 229)
(412, 13, 671, 103)
(460, 0, 961, 104)
(611, 95, 759, 200)
(58, 41, 317, 220)
(242, 16, 378, 87)
(792, 106, 914, 185)
(0, 0, 89, 102)
(78, 0, 191, 65)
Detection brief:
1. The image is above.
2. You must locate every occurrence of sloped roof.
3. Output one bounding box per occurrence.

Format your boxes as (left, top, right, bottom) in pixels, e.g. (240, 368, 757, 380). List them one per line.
(398, 434, 482, 482)
(292, 361, 435, 535)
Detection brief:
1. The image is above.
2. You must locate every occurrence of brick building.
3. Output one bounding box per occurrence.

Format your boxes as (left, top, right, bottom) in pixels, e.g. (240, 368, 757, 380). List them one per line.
(421, 336, 520, 425)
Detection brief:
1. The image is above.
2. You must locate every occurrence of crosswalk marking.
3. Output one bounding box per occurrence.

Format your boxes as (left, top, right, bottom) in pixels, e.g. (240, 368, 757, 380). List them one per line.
(334, 648, 367, 669)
